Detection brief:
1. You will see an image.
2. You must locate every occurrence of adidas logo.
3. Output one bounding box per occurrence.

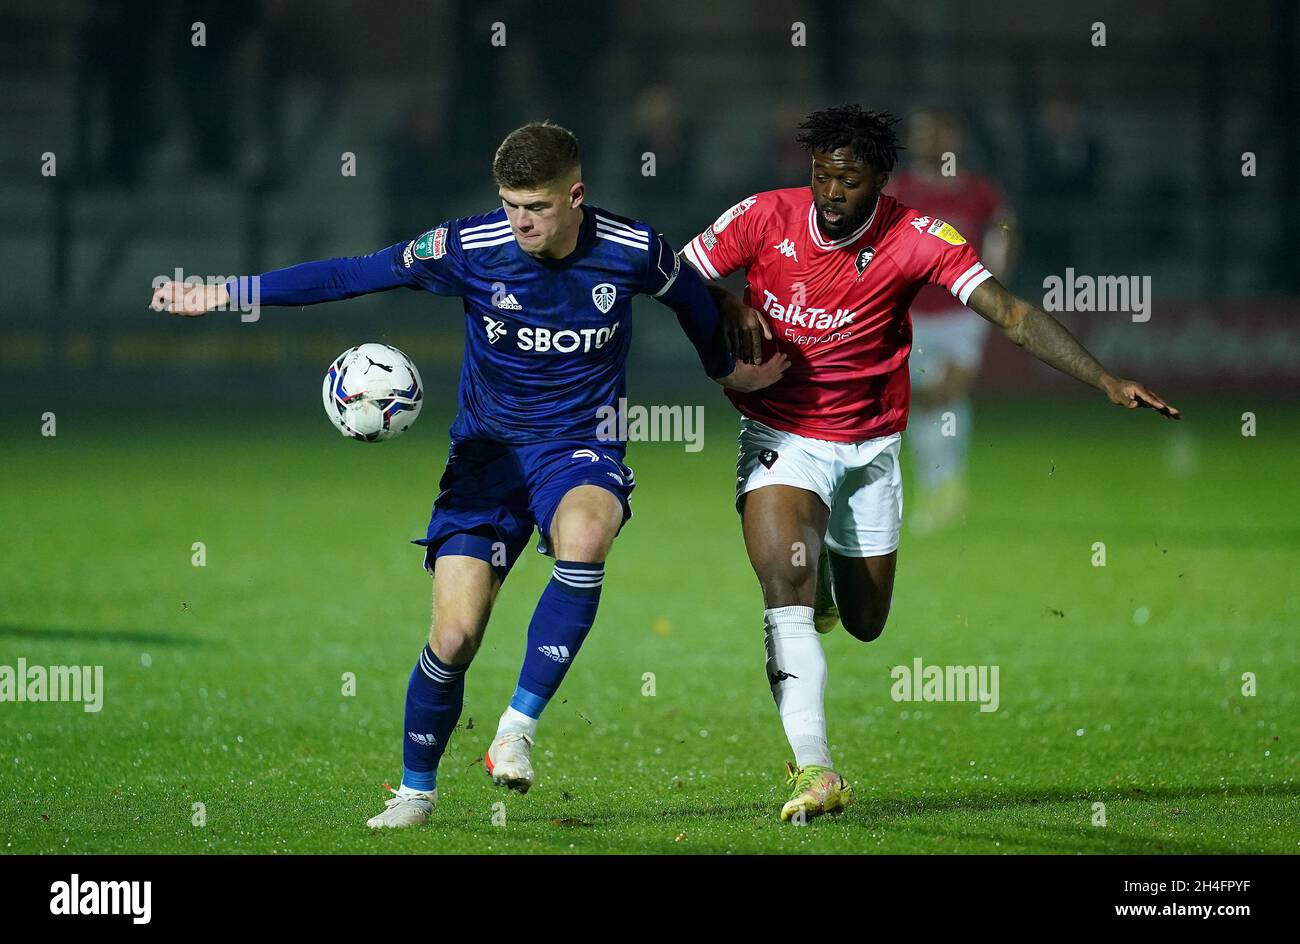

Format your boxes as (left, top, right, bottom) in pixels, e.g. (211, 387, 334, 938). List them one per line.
(774, 238, 798, 260)
(538, 645, 572, 663)
(496, 293, 523, 311)
(407, 732, 438, 746)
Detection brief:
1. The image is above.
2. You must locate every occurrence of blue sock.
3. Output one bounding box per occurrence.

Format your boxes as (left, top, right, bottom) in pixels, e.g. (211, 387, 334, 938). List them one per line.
(400, 644, 469, 792)
(509, 561, 604, 719)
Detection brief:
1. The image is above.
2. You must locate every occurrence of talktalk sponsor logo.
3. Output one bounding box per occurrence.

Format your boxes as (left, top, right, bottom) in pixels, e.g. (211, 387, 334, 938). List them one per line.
(760, 290, 855, 330)
(516, 321, 620, 353)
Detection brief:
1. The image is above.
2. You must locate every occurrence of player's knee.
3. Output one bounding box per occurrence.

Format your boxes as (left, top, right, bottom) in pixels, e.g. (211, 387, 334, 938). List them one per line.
(552, 516, 617, 563)
(841, 607, 888, 643)
(429, 622, 481, 664)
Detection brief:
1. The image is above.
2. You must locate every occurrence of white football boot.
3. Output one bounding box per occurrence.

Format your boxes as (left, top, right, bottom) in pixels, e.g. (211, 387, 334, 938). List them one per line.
(485, 731, 535, 793)
(365, 785, 436, 828)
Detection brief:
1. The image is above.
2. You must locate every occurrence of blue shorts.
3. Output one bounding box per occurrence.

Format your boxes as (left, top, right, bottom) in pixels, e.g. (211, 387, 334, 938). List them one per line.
(412, 438, 635, 583)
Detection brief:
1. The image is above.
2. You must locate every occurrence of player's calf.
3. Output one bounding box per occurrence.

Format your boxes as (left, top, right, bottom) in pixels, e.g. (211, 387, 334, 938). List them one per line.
(827, 550, 897, 643)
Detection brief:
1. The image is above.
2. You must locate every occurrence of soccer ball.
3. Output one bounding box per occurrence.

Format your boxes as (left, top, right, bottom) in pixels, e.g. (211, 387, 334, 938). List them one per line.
(322, 343, 424, 442)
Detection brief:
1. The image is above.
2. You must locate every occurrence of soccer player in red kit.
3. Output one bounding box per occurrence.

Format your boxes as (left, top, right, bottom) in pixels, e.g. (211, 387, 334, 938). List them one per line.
(889, 107, 1016, 533)
(681, 105, 1179, 822)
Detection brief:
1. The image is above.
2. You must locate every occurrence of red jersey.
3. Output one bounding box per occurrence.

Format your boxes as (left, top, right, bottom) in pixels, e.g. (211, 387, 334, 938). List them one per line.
(887, 170, 1006, 316)
(683, 188, 992, 442)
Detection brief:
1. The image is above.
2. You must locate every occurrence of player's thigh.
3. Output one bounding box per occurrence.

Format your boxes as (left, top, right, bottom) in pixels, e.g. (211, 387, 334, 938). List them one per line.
(825, 434, 903, 641)
(548, 484, 624, 563)
(740, 484, 830, 605)
(429, 554, 500, 663)
(828, 549, 897, 642)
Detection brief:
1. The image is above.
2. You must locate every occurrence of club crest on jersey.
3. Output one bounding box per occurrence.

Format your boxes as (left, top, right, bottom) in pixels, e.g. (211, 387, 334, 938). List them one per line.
(758, 448, 779, 469)
(592, 282, 617, 314)
(855, 246, 876, 276)
(414, 227, 447, 260)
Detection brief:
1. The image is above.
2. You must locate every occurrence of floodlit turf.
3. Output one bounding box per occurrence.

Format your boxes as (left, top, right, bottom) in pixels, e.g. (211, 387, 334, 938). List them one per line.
(2, 395, 1296, 854)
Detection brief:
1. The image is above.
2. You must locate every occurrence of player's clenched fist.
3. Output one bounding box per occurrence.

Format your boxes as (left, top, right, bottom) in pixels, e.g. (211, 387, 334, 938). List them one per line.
(716, 351, 789, 393)
(148, 280, 229, 316)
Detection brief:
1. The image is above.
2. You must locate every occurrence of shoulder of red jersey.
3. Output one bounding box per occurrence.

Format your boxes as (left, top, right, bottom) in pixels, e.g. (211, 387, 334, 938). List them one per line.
(887, 203, 994, 304)
(710, 188, 805, 231)
(683, 189, 805, 280)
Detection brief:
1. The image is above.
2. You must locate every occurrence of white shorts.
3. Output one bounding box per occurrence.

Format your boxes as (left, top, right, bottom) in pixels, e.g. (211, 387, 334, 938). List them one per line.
(909, 310, 990, 391)
(735, 418, 903, 557)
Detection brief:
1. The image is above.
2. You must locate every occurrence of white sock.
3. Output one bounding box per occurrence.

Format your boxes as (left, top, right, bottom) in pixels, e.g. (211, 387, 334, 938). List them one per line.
(396, 783, 435, 799)
(496, 705, 538, 739)
(909, 398, 971, 492)
(764, 605, 832, 768)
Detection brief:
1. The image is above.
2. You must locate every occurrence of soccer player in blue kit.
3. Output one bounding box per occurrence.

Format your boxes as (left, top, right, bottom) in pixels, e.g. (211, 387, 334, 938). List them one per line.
(151, 122, 786, 827)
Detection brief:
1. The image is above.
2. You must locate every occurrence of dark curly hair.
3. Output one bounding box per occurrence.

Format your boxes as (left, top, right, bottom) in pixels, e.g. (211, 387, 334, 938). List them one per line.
(795, 105, 902, 172)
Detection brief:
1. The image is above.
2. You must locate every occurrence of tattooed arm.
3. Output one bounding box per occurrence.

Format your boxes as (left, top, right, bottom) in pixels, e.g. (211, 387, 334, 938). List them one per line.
(966, 277, 1181, 419)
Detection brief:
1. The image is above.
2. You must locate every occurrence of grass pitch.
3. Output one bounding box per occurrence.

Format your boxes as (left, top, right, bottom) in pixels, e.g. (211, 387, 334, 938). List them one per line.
(2, 394, 1296, 854)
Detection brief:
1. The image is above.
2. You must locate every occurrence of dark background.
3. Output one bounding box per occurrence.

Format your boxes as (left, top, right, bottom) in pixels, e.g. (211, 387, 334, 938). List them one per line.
(2, 0, 1297, 402)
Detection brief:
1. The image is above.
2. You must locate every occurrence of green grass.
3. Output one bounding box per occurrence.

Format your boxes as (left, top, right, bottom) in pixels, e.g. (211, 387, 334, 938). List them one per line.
(1, 395, 1296, 854)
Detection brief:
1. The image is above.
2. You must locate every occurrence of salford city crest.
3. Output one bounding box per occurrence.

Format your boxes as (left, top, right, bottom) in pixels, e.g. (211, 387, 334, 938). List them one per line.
(855, 246, 876, 276)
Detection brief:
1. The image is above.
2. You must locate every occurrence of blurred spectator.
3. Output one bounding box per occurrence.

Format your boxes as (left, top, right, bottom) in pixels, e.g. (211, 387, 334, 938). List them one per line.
(1023, 96, 1103, 277)
(171, 0, 260, 179)
(890, 107, 1016, 534)
(627, 86, 697, 234)
(81, 0, 156, 186)
(385, 104, 454, 238)
(1026, 96, 1103, 199)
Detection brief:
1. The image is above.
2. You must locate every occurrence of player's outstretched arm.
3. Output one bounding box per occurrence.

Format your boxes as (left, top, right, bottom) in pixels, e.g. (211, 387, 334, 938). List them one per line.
(967, 277, 1181, 419)
(148, 247, 421, 317)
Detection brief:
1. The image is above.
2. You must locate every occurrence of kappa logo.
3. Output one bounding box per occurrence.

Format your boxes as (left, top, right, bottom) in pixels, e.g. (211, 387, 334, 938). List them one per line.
(482, 316, 507, 344)
(496, 292, 523, 311)
(592, 282, 617, 314)
(538, 645, 572, 663)
(855, 246, 876, 276)
(774, 238, 798, 260)
(910, 215, 932, 233)
(572, 448, 602, 462)
(768, 669, 798, 685)
(758, 448, 779, 469)
(407, 732, 438, 746)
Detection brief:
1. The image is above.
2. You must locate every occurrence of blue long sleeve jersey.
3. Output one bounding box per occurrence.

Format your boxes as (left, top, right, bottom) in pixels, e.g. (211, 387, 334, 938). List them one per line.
(228, 205, 734, 444)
